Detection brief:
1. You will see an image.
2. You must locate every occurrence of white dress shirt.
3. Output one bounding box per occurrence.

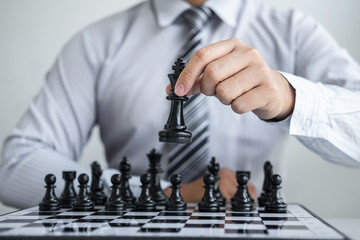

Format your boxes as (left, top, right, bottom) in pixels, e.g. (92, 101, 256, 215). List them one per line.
(1, 0, 360, 208)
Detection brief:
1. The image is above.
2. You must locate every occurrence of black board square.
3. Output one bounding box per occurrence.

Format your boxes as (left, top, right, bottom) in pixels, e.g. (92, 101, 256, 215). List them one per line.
(189, 216, 225, 220)
(226, 213, 260, 217)
(140, 228, 181, 233)
(225, 220, 263, 225)
(184, 224, 225, 228)
(225, 229, 268, 234)
(261, 217, 298, 221)
(158, 212, 192, 216)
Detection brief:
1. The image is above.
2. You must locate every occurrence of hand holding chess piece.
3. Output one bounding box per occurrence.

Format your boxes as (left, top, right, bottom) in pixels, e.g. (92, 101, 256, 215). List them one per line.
(172, 38, 295, 121)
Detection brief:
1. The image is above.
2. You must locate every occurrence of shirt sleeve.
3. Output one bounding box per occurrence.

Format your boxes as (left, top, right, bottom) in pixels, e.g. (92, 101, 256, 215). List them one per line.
(0, 30, 100, 208)
(269, 12, 360, 167)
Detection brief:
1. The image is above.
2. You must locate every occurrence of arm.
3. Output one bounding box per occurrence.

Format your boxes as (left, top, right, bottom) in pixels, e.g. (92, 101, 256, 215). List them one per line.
(0, 30, 100, 208)
(279, 12, 360, 166)
(173, 14, 360, 167)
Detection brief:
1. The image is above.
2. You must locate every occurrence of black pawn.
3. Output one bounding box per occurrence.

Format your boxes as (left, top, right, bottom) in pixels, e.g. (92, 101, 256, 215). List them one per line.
(90, 161, 107, 205)
(265, 174, 287, 213)
(232, 171, 254, 204)
(207, 157, 226, 206)
(147, 149, 167, 206)
(258, 161, 273, 207)
(119, 157, 136, 207)
(158, 58, 192, 143)
(231, 173, 253, 212)
(166, 174, 187, 211)
(198, 174, 220, 212)
(135, 173, 156, 211)
(39, 174, 60, 211)
(59, 171, 77, 208)
(105, 174, 126, 211)
(72, 173, 94, 211)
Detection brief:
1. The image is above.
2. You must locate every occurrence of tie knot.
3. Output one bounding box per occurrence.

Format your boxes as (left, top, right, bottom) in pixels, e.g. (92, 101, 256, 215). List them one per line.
(180, 7, 213, 33)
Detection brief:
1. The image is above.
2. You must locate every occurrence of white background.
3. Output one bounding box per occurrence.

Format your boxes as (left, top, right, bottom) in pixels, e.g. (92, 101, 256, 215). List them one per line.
(0, 0, 359, 217)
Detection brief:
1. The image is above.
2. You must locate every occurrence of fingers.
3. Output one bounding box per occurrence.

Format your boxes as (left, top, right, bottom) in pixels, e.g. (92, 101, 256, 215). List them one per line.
(215, 67, 262, 105)
(175, 38, 241, 96)
(201, 49, 250, 96)
(163, 187, 171, 198)
(231, 86, 273, 119)
(167, 79, 202, 96)
(180, 176, 204, 202)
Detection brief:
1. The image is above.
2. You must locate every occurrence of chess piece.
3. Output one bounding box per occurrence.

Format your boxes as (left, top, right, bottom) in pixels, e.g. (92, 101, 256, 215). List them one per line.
(39, 174, 60, 211)
(135, 173, 156, 211)
(265, 174, 287, 213)
(72, 173, 94, 211)
(147, 149, 167, 206)
(231, 173, 253, 212)
(207, 157, 226, 206)
(105, 174, 126, 211)
(258, 161, 273, 207)
(166, 174, 187, 211)
(232, 171, 254, 204)
(119, 157, 136, 207)
(59, 171, 77, 208)
(158, 58, 192, 143)
(90, 161, 107, 205)
(198, 173, 220, 212)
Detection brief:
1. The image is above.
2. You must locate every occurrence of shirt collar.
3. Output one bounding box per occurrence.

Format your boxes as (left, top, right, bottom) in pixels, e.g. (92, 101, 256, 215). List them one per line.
(151, 0, 243, 28)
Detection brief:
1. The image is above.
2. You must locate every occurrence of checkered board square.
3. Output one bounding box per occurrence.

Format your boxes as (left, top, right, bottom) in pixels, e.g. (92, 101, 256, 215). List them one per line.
(0, 203, 348, 239)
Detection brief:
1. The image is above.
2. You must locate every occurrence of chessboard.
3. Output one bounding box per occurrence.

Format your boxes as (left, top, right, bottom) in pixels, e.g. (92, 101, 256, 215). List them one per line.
(0, 203, 348, 240)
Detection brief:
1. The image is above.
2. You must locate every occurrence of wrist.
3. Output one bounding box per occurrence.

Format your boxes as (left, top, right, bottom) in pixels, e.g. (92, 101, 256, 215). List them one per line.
(275, 72, 295, 121)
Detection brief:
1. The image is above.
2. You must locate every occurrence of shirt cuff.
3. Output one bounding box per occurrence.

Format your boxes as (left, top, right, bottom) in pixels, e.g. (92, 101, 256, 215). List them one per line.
(280, 72, 329, 138)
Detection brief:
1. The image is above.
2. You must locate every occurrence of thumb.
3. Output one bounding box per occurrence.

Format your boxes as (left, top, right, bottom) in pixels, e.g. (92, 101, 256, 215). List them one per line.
(175, 66, 200, 96)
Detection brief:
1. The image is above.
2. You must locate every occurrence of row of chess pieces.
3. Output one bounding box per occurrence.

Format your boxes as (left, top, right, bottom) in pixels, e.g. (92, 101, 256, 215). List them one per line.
(39, 149, 287, 213)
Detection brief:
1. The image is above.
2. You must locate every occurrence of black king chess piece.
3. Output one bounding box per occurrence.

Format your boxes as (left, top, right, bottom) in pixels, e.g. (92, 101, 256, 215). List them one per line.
(39, 174, 60, 211)
(147, 149, 167, 205)
(159, 58, 192, 143)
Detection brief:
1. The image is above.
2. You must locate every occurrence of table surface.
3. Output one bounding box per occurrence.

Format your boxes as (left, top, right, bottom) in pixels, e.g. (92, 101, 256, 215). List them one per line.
(325, 218, 360, 240)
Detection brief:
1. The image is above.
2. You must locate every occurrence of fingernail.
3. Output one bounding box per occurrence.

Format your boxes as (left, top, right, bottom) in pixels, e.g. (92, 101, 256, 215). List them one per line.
(175, 83, 185, 96)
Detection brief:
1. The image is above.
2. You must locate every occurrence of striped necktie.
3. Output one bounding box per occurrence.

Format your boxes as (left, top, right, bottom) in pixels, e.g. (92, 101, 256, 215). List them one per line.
(167, 7, 213, 183)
